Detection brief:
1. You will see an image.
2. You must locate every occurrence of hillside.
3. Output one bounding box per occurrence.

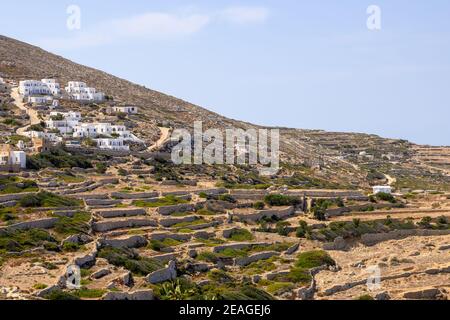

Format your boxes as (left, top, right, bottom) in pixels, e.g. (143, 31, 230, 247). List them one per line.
(0, 35, 448, 190)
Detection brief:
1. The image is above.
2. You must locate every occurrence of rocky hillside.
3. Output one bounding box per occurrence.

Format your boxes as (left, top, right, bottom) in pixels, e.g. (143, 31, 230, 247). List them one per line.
(1, 35, 448, 190)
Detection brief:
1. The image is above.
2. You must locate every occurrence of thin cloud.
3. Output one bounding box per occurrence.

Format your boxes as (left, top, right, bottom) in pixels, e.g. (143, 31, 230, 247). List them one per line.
(219, 6, 270, 24)
(38, 6, 269, 50)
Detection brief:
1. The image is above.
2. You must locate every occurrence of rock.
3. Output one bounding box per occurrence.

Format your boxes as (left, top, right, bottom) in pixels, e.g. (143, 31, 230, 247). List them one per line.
(438, 245, 450, 251)
(103, 290, 154, 300)
(90, 268, 111, 280)
(188, 249, 198, 259)
(285, 243, 300, 255)
(403, 288, 446, 300)
(375, 292, 391, 300)
(62, 234, 93, 246)
(146, 261, 177, 284)
(36, 285, 60, 298)
(121, 272, 134, 287)
(252, 275, 261, 284)
(73, 252, 96, 268)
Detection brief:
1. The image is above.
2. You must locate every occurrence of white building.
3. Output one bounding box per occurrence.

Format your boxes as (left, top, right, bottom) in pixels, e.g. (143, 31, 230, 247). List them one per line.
(0, 145, 26, 170)
(28, 96, 53, 105)
(46, 112, 81, 134)
(373, 186, 392, 195)
(41, 79, 61, 95)
(50, 111, 81, 121)
(73, 122, 141, 142)
(24, 131, 62, 143)
(94, 138, 129, 151)
(112, 106, 138, 114)
(19, 79, 61, 97)
(65, 81, 105, 102)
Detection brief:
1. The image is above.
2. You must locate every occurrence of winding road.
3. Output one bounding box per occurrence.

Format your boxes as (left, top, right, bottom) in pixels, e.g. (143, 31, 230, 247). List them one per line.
(11, 87, 40, 136)
(148, 127, 171, 152)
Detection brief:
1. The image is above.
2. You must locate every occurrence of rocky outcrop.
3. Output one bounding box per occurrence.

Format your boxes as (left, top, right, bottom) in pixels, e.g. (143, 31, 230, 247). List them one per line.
(92, 218, 157, 232)
(156, 204, 195, 216)
(111, 192, 159, 199)
(90, 268, 112, 280)
(403, 288, 447, 300)
(234, 251, 279, 267)
(213, 242, 271, 253)
(231, 206, 295, 222)
(159, 216, 199, 228)
(62, 234, 93, 246)
(323, 237, 348, 251)
(285, 243, 300, 255)
(98, 236, 148, 249)
(146, 261, 177, 284)
(102, 290, 154, 300)
(73, 251, 97, 269)
(0, 218, 59, 232)
(149, 232, 191, 242)
(361, 229, 450, 246)
(95, 208, 147, 219)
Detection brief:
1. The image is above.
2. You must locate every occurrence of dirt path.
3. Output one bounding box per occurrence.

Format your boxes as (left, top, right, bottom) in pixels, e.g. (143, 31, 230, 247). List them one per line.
(385, 174, 397, 186)
(148, 127, 171, 151)
(11, 87, 41, 136)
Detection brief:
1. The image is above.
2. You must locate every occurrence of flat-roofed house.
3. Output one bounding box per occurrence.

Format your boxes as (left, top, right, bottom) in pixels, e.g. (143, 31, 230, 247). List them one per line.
(0, 144, 26, 172)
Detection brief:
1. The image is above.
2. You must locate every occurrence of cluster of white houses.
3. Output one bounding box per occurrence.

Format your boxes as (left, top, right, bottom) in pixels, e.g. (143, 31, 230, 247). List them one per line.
(19, 79, 105, 104)
(44, 111, 141, 151)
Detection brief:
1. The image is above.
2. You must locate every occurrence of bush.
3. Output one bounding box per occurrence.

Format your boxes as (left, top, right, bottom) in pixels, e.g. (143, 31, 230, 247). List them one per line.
(27, 149, 92, 170)
(98, 247, 163, 276)
(228, 229, 253, 241)
(95, 162, 107, 174)
(295, 250, 336, 269)
(253, 202, 265, 210)
(264, 194, 300, 207)
(19, 192, 81, 208)
(376, 192, 396, 203)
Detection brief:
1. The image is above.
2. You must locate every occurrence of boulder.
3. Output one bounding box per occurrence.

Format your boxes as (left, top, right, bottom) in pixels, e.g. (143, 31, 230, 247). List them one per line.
(146, 261, 177, 284)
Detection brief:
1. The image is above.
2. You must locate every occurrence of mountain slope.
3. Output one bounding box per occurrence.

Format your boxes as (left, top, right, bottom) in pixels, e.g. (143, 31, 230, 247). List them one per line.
(1, 35, 448, 190)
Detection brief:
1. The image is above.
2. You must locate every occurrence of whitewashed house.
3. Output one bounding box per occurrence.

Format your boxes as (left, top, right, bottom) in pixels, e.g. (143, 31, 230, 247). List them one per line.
(41, 79, 61, 95)
(65, 81, 105, 102)
(94, 138, 129, 151)
(373, 186, 392, 195)
(46, 112, 81, 134)
(28, 96, 53, 105)
(24, 131, 62, 143)
(0, 144, 26, 170)
(73, 122, 141, 142)
(112, 106, 138, 114)
(19, 79, 61, 97)
(50, 111, 81, 121)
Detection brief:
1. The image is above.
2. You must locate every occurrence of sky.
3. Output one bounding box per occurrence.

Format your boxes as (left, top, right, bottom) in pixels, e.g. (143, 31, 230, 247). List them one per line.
(1, 0, 449, 145)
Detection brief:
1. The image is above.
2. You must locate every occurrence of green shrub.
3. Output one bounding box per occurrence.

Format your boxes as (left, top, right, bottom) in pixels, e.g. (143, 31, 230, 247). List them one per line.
(376, 192, 396, 203)
(19, 192, 81, 208)
(27, 149, 92, 170)
(44, 289, 80, 300)
(98, 247, 163, 276)
(228, 228, 254, 241)
(264, 194, 300, 207)
(295, 250, 336, 269)
(253, 202, 265, 210)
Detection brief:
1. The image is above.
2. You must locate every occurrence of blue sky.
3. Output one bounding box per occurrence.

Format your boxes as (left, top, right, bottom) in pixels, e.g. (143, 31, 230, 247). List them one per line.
(2, 0, 450, 145)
